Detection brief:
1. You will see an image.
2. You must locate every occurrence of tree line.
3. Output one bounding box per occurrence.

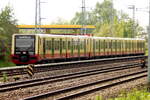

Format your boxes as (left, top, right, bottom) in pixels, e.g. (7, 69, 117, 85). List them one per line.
(70, 0, 143, 38)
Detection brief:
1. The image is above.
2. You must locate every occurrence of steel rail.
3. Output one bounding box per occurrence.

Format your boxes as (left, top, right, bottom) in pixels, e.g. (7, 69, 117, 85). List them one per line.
(0, 55, 146, 77)
(22, 70, 147, 100)
(0, 62, 141, 92)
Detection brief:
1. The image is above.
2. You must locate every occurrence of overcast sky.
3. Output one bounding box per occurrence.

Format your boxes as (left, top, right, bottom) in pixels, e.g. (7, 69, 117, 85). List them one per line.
(0, 0, 149, 29)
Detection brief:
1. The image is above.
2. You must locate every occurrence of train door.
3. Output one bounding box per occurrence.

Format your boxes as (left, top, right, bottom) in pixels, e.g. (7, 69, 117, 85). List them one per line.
(84, 37, 87, 57)
(122, 40, 124, 55)
(60, 37, 66, 58)
(137, 40, 140, 54)
(109, 39, 111, 56)
(72, 37, 78, 58)
(104, 39, 106, 56)
(89, 37, 93, 58)
(80, 37, 84, 57)
(45, 37, 52, 59)
(78, 37, 80, 59)
(120, 40, 122, 55)
(93, 38, 95, 57)
(126, 40, 128, 55)
(112, 39, 114, 56)
(96, 39, 100, 56)
(86, 37, 91, 58)
(61, 37, 67, 58)
(101, 39, 105, 56)
(105, 39, 108, 56)
(136, 40, 138, 54)
(66, 37, 72, 58)
(98, 39, 101, 56)
(116, 40, 118, 55)
(38, 37, 44, 59)
(95, 39, 99, 57)
(70, 37, 74, 58)
(118, 40, 121, 55)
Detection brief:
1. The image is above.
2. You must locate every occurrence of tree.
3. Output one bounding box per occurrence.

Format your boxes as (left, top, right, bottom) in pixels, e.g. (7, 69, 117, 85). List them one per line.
(71, 0, 143, 38)
(0, 6, 18, 57)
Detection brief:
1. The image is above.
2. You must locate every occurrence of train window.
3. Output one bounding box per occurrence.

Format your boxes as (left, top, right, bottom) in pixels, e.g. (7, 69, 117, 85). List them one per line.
(127, 41, 129, 50)
(52, 38, 54, 50)
(109, 40, 111, 51)
(45, 40, 51, 50)
(99, 40, 101, 52)
(84, 39, 86, 51)
(112, 40, 115, 51)
(129, 41, 131, 50)
(68, 41, 70, 49)
(114, 40, 116, 50)
(74, 40, 78, 50)
(95, 41, 98, 50)
(100, 40, 103, 50)
(137, 41, 139, 50)
(54, 40, 57, 50)
(60, 39, 62, 49)
(62, 41, 66, 50)
(80, 40, 82, 50)
(45, 40, 48, 50)
(58, 40, 60, 50)
(82, 40, 84, 50)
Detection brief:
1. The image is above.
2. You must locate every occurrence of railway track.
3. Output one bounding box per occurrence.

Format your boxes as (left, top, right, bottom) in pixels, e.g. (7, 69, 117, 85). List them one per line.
(0, 55, 146, 77)
(21, 69, 147, 100)
(0, 62, 141, 92)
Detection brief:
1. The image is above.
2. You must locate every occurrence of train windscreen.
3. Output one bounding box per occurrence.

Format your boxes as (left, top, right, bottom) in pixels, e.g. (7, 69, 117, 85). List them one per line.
(15, 35, 35, 54)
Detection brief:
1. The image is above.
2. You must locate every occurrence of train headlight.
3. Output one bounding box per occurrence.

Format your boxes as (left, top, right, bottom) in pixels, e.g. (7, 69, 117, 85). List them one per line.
(16, 52, 21, 54)
(23, 52, 26, 54)
(29, 52, 34, 55)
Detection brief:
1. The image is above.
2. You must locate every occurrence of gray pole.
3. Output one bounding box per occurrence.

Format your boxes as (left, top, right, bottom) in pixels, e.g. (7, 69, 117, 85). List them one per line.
(111, 0, 114, 37)
(39, 0, 42, 33)
(128, 5, 135, 38)
(35, 0, 38, 33)
(133, 5, 135, 38)
(81, 0, 86, 35)
(148, 0, 150, 83)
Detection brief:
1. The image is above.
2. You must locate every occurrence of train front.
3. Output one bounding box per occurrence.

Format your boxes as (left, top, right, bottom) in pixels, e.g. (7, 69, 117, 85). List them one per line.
(11, 34, 38, 65)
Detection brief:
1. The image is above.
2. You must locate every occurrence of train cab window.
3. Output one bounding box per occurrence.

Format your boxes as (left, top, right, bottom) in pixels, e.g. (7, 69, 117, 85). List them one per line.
(15, 35, 35, 54)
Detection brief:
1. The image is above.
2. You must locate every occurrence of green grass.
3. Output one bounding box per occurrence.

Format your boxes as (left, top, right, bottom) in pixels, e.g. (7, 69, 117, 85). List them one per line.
(0, 53, 16, 68)
(0, 60, 15, 68)
(95, 88, 150, 100)
(109, 89, 150, 100)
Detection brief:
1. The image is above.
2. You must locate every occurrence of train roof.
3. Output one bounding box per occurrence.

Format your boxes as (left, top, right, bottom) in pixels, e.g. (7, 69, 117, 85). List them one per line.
(13, 34, 145, 41)
(92, 36, 145, 41)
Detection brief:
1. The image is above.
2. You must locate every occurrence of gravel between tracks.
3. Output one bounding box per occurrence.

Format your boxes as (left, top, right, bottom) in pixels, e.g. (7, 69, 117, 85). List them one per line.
(0, 66, 143, 100)
(74, 76, 147, 100)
